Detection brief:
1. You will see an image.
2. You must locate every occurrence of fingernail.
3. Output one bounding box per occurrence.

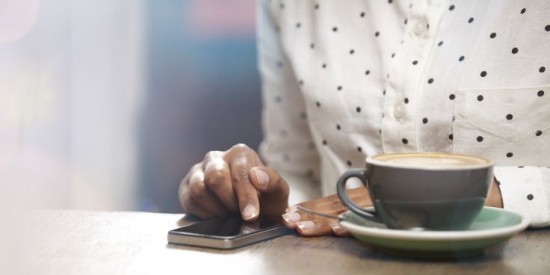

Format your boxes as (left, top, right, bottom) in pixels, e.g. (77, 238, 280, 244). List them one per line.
(297, 221, 315, 231)
(242, 205, 257, 220)
(252, 167, 269, 187)
(282, 212, 301, 223)
(332, 223, 346, 233)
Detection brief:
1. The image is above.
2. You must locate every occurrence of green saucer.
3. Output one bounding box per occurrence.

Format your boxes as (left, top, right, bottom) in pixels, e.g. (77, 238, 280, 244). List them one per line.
(339, 207, 529, 259)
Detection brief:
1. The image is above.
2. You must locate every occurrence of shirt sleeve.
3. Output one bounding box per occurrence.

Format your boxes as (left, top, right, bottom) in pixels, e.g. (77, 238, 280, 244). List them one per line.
(256, 0, 321, 204)
(495, 166, 550, 227)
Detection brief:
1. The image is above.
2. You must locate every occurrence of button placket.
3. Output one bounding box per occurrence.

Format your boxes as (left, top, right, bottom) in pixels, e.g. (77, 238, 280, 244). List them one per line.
(381, 0, 445, 153)
(413, 18, 429, 36)
(393, 102, 405, 120)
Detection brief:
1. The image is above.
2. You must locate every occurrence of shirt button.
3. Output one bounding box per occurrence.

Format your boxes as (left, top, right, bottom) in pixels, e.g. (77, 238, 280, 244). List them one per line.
(414, 20, 428, 36)
(394, 103, 405, 119)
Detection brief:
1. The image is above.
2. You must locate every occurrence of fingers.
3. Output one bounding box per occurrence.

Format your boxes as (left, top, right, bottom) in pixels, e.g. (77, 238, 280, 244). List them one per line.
(202, 151, 238, 211)
(223, 148, 289, 220)
(282, 188, 372, 237)
(224, 143, 288, 222)
(187, 167, 229, 217)
(230, 158, 261, 221)
(179, 160, 230, 219)
(249, 167, 289, 216)
(188, 169, 229, 215)
(179, 144, 290, 222)
(285, 193, 348, 229)
(282, 205, 340, 237)
(296, 219, 333, 236)
(179, 166, 217, 219)
(181, 196, 216, 220)
(331, 223, 350, 237)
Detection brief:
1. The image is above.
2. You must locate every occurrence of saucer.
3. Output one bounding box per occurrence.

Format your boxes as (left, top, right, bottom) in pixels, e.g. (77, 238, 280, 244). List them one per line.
(339, 207, 529, 259)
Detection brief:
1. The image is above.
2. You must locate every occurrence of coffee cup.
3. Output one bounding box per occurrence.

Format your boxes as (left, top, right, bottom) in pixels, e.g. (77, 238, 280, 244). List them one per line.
(336, 152, 494, 231)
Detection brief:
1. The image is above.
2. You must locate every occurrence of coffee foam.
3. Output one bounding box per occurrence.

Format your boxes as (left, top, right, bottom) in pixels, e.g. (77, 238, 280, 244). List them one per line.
(370, 153, 490, 169)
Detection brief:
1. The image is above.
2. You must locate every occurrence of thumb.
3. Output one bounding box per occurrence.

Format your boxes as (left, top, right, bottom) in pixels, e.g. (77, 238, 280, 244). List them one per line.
(249, 166, 289, 216)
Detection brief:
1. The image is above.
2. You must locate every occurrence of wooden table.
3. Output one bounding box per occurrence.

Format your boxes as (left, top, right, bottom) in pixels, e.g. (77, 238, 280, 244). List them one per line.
(12, 210, 550, 275)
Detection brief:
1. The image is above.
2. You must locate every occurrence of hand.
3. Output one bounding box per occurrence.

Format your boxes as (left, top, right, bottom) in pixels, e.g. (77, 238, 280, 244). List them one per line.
(486, 177, 503, 208)
(179, 144, 289, 221)
(282, 187, 372, 237)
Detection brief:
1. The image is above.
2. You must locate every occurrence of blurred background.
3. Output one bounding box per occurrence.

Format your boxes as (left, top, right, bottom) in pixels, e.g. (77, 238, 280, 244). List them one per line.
(0, 0, 263, 213)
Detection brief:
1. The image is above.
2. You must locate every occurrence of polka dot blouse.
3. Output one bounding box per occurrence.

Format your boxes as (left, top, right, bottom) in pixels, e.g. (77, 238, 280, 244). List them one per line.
(257, 0, 550, 227)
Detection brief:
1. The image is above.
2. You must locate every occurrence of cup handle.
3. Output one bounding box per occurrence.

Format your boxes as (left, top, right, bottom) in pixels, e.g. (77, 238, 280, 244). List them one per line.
(336, 169, 381, 222)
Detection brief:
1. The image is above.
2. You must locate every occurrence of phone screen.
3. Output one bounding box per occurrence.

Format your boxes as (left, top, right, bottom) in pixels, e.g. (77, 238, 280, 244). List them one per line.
(170, 214, 283, 237)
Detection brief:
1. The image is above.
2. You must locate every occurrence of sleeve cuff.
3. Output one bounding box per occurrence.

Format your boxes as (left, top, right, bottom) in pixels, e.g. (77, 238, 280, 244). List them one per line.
(494, 166, 550, 227)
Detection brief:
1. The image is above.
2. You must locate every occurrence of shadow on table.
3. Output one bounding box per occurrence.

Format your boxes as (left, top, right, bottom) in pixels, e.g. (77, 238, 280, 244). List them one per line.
(337, 238, 507, 263)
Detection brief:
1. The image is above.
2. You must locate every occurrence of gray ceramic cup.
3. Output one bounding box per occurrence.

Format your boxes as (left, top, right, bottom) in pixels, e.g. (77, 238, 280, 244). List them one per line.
(336, 153, 494, 231)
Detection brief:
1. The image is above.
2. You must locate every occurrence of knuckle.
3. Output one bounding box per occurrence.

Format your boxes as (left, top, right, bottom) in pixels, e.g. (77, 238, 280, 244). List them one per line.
(232, 143, 249, 149)
(231, 165, 249, 184)
(189, 182, 208, 200)
(231, 143, 251, 152)
(231, 158, 247, 168)
(182, 164, 201, 184)
(204, 156, 227, 171)
(204, 168, 228, 189)
(204, 151, 223, 161)
(189, 168, 204, 184)
(188, 163, 202, 175)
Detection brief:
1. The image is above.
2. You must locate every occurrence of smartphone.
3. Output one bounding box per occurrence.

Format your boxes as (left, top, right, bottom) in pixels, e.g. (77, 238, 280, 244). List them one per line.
(167, 214, 290, 249)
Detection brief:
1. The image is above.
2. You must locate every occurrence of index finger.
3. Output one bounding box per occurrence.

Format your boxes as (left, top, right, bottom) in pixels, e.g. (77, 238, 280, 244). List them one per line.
(229, 157, 261, 221)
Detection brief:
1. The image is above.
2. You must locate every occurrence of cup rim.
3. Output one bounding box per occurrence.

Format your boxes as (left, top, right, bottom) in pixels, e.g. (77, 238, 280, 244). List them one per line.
(366, 152, 494, 170)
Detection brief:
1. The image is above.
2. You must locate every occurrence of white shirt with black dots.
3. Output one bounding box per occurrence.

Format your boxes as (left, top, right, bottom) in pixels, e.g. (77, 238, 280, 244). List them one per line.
(257, 0, 550, 227)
